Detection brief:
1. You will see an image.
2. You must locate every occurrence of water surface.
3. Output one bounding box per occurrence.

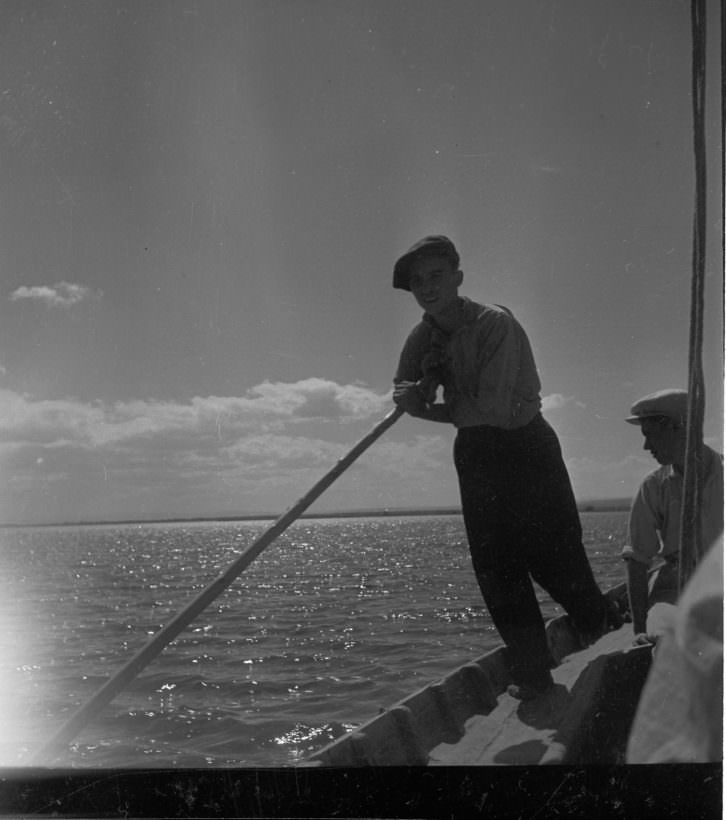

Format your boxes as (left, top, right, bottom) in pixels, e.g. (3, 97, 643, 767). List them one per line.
(0, 512, 627, 767)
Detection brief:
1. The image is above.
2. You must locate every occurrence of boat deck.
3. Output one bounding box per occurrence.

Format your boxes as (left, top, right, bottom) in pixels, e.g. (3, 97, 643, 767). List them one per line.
(304, 604, 655, 767)
(429, 625, 651, 765)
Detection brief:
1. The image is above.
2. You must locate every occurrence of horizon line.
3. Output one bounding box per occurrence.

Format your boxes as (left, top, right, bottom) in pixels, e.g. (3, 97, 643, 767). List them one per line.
(0, 499, 632, 529)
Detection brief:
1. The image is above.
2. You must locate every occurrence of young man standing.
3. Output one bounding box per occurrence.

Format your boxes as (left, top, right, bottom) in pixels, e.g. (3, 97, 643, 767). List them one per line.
(622, 388, 723, 643)
(392, 235, 616, 700)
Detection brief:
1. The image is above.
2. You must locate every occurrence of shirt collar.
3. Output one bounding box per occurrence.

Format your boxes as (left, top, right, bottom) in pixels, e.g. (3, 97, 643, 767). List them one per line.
(663, 445, 720, 482)
(422, 296, 481, 332)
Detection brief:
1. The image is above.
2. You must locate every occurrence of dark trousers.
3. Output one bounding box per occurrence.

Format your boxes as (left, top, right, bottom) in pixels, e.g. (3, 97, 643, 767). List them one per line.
(454, 413, 606, 686)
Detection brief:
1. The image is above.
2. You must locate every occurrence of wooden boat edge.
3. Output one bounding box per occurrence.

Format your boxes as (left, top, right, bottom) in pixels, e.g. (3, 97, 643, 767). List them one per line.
(301, 580, 651, 766)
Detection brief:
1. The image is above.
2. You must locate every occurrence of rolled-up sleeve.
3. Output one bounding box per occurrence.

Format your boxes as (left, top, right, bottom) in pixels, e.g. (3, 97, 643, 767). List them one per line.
(622, 480, 663, 566)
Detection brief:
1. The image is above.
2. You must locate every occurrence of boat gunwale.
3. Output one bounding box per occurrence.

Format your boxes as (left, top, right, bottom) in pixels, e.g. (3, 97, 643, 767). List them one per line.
(303, 578, 641, 766)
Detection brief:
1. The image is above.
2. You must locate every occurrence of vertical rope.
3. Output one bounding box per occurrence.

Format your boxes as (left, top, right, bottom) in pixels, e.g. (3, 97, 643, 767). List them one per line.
(678, 0, 708, 592)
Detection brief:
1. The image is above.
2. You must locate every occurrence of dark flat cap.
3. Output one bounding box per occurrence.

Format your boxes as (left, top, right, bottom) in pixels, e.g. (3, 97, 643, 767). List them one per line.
(393, 235, 460, 291)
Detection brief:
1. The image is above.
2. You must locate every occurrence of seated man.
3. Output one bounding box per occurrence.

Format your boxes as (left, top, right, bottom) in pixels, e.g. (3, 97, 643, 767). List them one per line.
(621, 389, 723, 643)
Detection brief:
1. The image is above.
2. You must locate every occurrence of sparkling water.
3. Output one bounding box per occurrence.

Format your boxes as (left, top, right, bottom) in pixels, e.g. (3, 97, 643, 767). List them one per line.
(0, 512, 627, 767)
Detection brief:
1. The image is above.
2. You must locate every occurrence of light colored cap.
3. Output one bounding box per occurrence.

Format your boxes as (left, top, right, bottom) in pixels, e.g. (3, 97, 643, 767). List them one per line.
(625, 389, 688, 426)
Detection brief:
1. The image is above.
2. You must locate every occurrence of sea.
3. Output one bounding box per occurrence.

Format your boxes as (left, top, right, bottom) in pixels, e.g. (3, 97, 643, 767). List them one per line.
(0, 512, 628, 768)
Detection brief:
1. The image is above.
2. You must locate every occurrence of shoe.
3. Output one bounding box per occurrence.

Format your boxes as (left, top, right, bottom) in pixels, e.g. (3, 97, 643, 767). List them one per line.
(575, 596, 625, 647)
(604, 596, 624, 630)
(507, 672, 554, 701)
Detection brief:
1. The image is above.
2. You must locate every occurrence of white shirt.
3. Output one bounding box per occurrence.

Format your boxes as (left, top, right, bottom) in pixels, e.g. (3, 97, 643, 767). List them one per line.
(394, 298, 542, 429)
(621, 445, 724, 566)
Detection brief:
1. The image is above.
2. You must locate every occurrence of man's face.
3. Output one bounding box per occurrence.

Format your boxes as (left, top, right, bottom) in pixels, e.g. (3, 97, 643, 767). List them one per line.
(408, 256, 463, 317)
(639, 417, 682, 466)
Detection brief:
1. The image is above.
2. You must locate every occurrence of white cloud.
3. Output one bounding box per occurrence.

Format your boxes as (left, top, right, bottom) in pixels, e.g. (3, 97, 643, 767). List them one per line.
(223, 433, 346, 472)
(9, 281, 99, 308)
(542, 393, 586, 412)
(533, 163, 562, 174)
(248, 378, 388, 420)
(0, 379, 390, 452)
(0, 382, 453, 523)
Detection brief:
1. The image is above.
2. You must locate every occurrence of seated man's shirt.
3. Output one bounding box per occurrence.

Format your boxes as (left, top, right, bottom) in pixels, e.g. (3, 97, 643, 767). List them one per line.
(621, 445, 724, 567)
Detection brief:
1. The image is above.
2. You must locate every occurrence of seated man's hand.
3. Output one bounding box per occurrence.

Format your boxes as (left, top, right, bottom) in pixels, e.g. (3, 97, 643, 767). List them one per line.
(632, 632, 657, 647)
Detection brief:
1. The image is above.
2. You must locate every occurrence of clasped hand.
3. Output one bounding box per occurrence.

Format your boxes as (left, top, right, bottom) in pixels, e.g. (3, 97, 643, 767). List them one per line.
(393, 381, 428, 416)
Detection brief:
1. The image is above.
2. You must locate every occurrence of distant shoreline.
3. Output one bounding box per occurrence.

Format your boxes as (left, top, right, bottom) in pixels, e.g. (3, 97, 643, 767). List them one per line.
(1, 501, 630, 529)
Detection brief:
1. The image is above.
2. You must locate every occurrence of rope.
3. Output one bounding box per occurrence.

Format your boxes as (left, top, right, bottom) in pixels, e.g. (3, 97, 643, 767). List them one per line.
(678, 0, 708, 592)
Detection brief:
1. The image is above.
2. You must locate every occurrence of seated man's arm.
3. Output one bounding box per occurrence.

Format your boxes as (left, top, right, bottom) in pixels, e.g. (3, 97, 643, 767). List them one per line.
(626, 557, 650, 636)
(622, 477, 663, 638)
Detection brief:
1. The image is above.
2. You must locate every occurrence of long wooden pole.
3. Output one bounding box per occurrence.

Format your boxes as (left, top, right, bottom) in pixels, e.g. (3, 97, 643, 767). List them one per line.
(33, 405, 404, 763)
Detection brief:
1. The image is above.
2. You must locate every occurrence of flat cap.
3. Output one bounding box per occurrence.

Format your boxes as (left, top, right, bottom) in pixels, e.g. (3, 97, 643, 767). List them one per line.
(625, 389, 688, 426)
(393, 235, 460, 291)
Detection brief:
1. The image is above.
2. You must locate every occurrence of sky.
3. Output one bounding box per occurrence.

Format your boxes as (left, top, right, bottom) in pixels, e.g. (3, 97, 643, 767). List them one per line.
(0, 0, 722, 526)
